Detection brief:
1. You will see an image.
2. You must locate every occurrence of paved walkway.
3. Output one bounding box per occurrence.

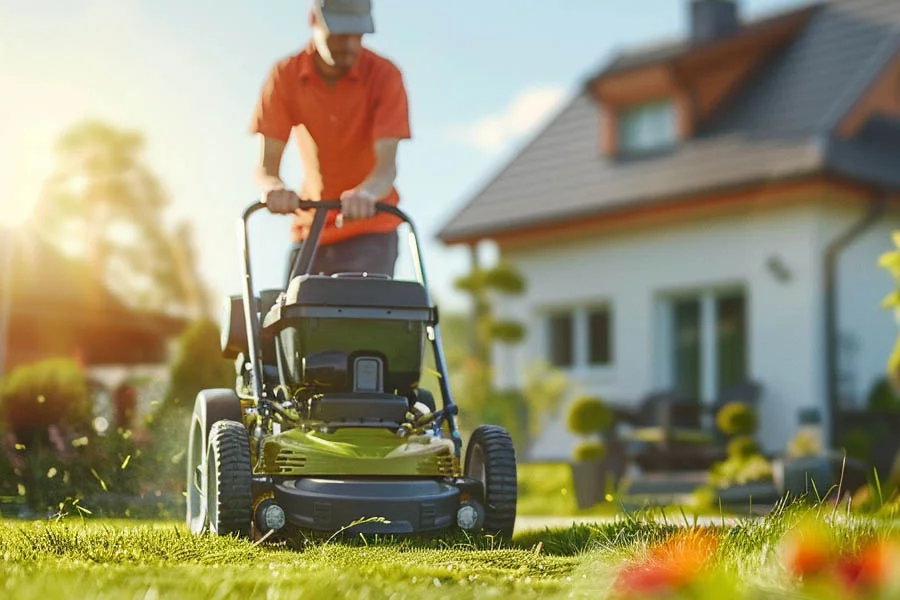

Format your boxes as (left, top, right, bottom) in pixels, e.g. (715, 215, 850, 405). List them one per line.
(515, 514, 743, 533)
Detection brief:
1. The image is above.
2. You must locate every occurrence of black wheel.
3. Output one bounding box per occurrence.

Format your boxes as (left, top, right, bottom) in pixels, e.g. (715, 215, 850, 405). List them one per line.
(205, 420, 252, 538)
(464, 425, 517, 538)
(186, 389, 243, 534)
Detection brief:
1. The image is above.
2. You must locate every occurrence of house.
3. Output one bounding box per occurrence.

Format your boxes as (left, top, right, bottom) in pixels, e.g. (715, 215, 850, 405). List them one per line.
(437, 0, 900, 461)
(0, 225, 187, 422)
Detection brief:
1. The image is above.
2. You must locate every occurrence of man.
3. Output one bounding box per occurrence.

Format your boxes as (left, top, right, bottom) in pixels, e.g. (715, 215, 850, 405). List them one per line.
(249, 0, 411, 282)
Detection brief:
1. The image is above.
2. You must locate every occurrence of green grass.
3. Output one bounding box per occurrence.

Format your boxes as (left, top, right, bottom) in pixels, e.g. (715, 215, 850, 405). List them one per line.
(2, 501, 900, 599)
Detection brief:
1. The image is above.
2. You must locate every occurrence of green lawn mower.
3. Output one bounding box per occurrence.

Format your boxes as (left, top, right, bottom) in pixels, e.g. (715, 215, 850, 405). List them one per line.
(185, 199, 517, 541)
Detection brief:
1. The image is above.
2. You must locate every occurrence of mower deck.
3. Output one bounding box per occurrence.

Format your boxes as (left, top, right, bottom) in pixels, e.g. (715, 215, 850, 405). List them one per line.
(273, 477, 461, 534)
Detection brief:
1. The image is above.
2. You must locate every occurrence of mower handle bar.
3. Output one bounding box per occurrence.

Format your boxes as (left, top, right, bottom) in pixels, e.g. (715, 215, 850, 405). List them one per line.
(237, 198, 460, 453)
(237, 198, 437, 403)
(243, 198, 410, 223)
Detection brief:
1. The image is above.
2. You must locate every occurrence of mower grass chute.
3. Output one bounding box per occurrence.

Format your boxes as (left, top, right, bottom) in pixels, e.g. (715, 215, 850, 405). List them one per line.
(185, 199, 517, 541)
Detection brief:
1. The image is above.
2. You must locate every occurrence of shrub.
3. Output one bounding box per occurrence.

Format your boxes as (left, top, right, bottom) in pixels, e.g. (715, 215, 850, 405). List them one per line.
(489, 320, 526, 344)
(482, 262, 526, 295)
(727, 436, 759, 459)
(0, 359, 91, 434)
(573, 441, 606, 462)
(867, 378, 900, 413)
(787, 430, 822, 458)
(566, 396, 613, 437)
(709, 454, 773, 488)
(163, 318, 234, 411)
(716, 402, 758, 437)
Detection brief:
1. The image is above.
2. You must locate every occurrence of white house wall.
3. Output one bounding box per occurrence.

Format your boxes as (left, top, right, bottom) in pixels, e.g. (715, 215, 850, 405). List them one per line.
(817, 200, 900, 409)
(492, 199, 845, 461)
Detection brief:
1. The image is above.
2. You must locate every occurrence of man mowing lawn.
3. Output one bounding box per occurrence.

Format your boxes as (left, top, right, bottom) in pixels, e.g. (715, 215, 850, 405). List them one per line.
(249, 0, 411, 281)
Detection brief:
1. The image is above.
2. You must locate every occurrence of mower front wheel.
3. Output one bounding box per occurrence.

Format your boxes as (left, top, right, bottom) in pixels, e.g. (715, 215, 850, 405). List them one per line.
(464, 425, 518, 538)
(186, 389, 243, 535)
(205, 420, 253, 538)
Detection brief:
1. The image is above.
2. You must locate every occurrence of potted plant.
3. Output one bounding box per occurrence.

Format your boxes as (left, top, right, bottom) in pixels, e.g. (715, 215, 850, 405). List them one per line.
(566, 395, 613, 509)
(772, 407, 836, 500)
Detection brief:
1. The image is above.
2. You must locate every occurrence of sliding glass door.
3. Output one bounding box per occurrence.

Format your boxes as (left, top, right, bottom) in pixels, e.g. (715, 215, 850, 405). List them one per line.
(665, 288, 748, 402)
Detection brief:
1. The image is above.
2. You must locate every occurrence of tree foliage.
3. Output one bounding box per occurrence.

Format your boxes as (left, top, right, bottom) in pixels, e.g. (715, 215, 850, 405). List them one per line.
(32, 119, 211, 317)
(879, 232, 900, 390)
(162, 318, 234, 411)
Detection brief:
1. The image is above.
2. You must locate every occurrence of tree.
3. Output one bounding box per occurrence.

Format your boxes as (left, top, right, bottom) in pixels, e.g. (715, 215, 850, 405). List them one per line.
(450, 252, 568, 455)
(31, 120, 211, 318)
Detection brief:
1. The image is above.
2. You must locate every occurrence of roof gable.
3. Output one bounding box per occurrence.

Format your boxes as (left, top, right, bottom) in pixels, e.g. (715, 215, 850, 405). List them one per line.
(438, 0, 900, 245)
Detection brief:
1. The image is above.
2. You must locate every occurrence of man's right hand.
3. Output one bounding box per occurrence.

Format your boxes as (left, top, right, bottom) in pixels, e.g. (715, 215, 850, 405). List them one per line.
(261, 186, 300, 214)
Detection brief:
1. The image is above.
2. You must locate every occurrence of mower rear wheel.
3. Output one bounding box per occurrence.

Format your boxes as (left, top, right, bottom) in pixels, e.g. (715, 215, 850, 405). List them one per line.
(464, 425, 517, 538)
(205, 420, 253, 538)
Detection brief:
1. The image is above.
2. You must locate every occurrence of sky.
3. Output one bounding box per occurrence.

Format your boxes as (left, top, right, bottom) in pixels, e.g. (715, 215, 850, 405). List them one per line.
(0, 0, 808, 313)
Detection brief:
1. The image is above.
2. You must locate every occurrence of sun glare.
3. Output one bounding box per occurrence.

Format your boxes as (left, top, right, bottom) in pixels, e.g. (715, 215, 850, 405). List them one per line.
(0, 197, 37, 228)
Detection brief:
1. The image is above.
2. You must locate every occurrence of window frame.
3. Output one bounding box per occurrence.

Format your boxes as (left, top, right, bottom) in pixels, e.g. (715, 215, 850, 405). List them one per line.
(540, 301, 616, 372)
(618, 98, 678, 155)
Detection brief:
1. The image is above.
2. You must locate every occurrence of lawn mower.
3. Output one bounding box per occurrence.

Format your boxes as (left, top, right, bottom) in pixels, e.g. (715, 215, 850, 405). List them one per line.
(185, 199, 517, 541)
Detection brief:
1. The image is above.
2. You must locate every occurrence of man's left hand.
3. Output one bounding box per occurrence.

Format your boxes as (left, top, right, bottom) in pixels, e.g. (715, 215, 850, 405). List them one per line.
(340, 187, 378, 220)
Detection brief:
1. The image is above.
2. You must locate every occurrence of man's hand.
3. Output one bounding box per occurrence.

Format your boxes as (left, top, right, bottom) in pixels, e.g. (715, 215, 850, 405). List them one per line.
(261, 183, 300, 214)
(340, 187, 378, 220)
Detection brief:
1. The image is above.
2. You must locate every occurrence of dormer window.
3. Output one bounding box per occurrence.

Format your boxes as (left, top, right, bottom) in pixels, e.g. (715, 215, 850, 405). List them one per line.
(618, 99, 677, 155)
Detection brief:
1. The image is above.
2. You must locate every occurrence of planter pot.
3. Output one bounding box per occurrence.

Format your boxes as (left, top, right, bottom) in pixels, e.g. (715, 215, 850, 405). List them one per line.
(772, 456, 836, 499)
(570, 459, 608, 509)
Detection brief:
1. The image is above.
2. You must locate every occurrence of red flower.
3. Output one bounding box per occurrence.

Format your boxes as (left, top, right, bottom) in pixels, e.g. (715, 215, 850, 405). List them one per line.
(613, 529, 719, 597)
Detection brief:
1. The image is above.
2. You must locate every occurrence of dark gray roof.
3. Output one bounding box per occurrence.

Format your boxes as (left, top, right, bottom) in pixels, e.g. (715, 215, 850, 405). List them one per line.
(438, 0, 900, 244)
(599, 3, 818, 75)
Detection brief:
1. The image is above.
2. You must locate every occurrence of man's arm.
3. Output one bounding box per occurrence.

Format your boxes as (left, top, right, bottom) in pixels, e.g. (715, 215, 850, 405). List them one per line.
(340, 138, 401, 220)
(359, 137, 400, 199)
(254, 134, 299, 213)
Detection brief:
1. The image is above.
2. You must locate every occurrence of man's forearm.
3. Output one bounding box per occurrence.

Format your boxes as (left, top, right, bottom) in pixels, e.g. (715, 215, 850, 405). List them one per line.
(254, 164, 285, 192)
(255, 134, 288, 192)
(358, 138, 400, 199)
(358, 163, 397, 199)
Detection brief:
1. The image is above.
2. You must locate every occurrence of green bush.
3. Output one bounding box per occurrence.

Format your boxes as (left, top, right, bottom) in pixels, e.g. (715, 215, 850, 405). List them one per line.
(727, 436, 759, 459)
(0, 359, 91, 434)
(787, 430, 822, 458)
(163, 318, 234, 411)
(482, 263, 526, 294)
(716, 402, 758, 437)
(573, 441, 606, 462)
(709, 454, 773, 488)
(867, 377, 900, 413)
(489, 320, 526, 344)
(839, 428, 872, 462)
(566, 396, 613, 437)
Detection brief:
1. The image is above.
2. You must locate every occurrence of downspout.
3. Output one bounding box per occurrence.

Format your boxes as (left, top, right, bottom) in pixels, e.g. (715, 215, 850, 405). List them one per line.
(824, 193, 888, 447)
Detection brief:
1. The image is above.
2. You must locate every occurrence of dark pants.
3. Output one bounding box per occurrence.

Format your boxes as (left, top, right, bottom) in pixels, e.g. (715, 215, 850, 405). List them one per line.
(285, 230, 399, 285)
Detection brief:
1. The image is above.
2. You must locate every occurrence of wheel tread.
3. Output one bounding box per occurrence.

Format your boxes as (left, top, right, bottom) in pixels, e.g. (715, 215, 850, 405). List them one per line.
(465, 424, 518, 538)
(208, 420, 252, 538)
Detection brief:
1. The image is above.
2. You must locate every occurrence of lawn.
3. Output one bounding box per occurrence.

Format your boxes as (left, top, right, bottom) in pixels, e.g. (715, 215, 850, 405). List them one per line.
(3, 501, 900, 599)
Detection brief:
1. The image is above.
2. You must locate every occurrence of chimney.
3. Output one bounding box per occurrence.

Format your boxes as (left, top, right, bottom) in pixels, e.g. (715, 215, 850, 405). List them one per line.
(690, 0, 739, 44)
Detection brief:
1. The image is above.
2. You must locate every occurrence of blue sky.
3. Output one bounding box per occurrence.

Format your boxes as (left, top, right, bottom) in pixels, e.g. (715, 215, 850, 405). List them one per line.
(0, 0, 807, 312)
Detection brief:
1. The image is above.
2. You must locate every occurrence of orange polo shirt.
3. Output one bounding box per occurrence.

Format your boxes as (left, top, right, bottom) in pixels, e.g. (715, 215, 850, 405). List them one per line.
(249, 43, 411, 245)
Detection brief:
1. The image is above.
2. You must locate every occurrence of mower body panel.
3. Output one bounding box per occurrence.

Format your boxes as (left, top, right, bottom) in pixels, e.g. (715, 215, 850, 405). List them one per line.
(256, 426, 456, 477)
(274, 477, 460, 534)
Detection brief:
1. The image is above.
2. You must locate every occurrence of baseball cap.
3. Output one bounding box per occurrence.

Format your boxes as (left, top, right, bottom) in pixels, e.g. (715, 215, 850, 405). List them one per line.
(313, 0, 375, 35)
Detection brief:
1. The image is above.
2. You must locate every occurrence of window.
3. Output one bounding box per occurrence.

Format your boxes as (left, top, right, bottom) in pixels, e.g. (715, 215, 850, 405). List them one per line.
(672, 297, 702, 399)
(619, 99, 677, 154)
(588, 306, 613, 365)
(664, 288, 748, 401)
(716, 293, 747, 393)
(543, 303, 615, 369)
(547, 312, 574, 368)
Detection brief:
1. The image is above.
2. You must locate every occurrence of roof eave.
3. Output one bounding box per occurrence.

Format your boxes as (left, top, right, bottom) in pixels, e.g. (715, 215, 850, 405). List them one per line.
(585, 2, 823, 87)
